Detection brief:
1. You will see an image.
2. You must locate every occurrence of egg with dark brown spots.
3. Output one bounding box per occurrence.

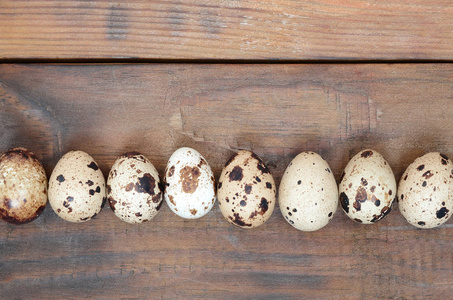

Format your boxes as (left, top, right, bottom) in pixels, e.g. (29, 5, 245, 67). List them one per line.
(398, 152, 453, 229)
(339, 149, 396, 224)
(217, 150, 276, 228)
(48, 151, 106, 222)
(0, 148, 47, 224)
(108, 152, 162, 224)
(279, 152, 337, 231)
(164, 147, 215, 219)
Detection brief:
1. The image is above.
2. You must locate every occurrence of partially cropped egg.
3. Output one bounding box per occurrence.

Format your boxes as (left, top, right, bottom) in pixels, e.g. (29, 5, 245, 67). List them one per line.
(48, 151, 106, 222)
(164, 147, 216, 219)
(107, 152, 162, 224)
(217, 150, 276, 228)
(0, 148, 47, 224)
(398, 152, 453, 228)
(279, 151, 338, 231)
(339, 149, 396, 224)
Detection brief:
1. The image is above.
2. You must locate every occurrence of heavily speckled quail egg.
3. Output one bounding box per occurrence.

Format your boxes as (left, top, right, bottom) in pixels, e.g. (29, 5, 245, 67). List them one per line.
(49, 151, 106, 222)
(217, 150, 276, 228)
(398, 152, 453, 229)
(339, 149, 396, 224)
(107, 152, 163, 224)
(0, 148, 47, 224)
(164, 147, 216, 219)
(279, 151, 338, 231)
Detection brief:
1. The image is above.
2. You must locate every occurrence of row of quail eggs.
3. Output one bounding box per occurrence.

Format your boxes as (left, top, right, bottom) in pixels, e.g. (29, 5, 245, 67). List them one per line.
(0, 147, 452, 230)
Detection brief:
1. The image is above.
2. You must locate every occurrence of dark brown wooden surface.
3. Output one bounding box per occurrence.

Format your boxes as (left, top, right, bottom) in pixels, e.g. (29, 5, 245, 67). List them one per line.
(1, 1, 453, 60)
(0, 64, 452, 299)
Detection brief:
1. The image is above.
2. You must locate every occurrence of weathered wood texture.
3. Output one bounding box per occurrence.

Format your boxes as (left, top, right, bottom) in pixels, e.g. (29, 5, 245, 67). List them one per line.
(1, 64, 453, 299)
(1, 1, 453, 60)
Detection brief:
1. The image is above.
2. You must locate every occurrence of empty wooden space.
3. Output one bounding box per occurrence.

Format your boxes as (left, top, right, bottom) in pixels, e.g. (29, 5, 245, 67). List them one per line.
(1, 1, 453, 60)
(0, 64, 453, 299)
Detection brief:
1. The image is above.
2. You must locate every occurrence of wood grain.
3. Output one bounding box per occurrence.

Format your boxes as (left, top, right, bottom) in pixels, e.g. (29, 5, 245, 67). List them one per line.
(1, 1, 453, 60)
(0, 64, 453, 299)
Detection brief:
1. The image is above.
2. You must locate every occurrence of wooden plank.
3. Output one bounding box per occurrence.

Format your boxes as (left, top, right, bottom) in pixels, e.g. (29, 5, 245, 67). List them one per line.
(1, 1, 453, 60)
(0, 63, 453, 298)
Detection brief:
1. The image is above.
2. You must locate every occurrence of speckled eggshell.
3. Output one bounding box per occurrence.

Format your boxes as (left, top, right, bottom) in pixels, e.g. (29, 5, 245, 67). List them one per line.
(0, 148, 47, 224)
(398, 152, 453, 229)
(107, 152, 163, 224)
(164, 147, 216, 219)
(48, 151, 106, 222)
(217, 150, 276, 228)
(339, 149, 396, 224)
(279, 152, 338, 231)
